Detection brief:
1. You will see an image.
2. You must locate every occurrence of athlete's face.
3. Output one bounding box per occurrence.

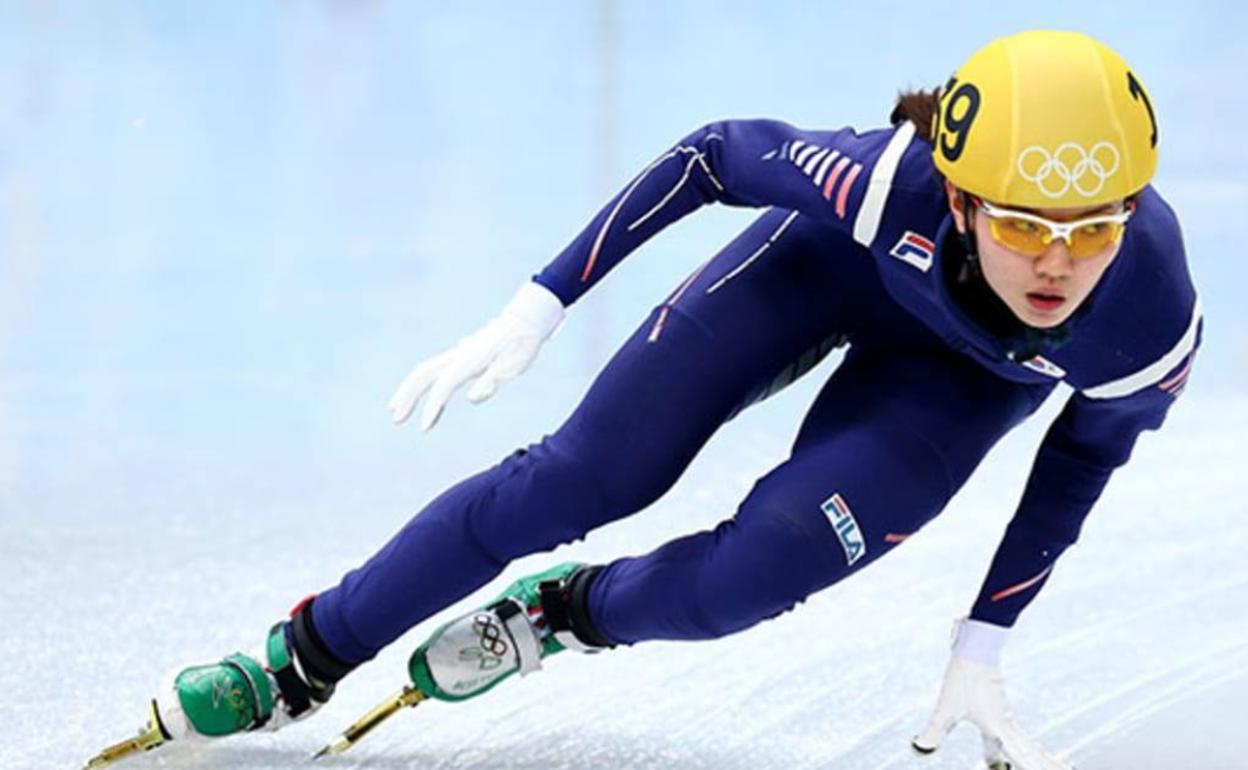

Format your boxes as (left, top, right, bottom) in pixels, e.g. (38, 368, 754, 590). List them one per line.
(946, 181, 1125, 329)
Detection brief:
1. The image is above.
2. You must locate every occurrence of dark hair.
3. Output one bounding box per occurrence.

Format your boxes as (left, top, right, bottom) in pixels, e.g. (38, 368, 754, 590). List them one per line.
(890, 88, 941, 145)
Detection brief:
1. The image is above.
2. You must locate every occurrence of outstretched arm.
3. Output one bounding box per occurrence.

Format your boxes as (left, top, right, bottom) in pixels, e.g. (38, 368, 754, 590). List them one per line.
(393, 119, 909, 429)
(971, 344, 1198, 627)
(536, 119, 906, 305)
(914, 306, 1201, 769)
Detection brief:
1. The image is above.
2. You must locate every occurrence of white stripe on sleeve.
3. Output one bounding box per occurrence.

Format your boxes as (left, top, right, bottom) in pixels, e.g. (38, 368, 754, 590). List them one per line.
(852, 121, 916, 248)
(802, 147, 830, 177)
(813, 150, 841, 186)
(795, 144, 822, 167)
(1082, 297, 1203, 399)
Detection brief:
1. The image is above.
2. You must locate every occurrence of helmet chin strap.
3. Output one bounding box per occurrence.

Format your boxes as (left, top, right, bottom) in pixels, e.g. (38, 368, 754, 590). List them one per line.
(956, 190, 983, 284)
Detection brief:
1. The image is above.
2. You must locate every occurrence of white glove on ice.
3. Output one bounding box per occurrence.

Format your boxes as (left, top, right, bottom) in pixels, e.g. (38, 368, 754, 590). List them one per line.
(388, 280, 565, 431)
(912, 618, 1073, 770)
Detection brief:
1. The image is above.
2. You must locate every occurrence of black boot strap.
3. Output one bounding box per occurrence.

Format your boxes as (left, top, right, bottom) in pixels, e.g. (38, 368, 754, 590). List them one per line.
(539, 565, 613, 649)
(289, 602, 354, 699)
(266, 622, 313, 717)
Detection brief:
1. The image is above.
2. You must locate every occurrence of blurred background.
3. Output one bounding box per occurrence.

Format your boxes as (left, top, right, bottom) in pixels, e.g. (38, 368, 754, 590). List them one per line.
(0, 1, 1244, 512)
(1, 3, 1245, 769)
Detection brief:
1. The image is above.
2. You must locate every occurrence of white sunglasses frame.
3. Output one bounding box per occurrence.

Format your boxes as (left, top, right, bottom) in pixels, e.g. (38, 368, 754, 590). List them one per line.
(976, 199, 1134, 253)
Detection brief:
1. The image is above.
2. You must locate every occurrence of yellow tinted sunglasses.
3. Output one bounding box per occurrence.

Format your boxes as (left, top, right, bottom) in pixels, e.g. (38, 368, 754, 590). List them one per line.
(974, 197, 1134, 259)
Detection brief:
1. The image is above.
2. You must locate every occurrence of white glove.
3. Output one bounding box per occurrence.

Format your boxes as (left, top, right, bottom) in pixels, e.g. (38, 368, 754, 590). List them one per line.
(388, 281, 565, 431)
(912, 619, 1074, 770)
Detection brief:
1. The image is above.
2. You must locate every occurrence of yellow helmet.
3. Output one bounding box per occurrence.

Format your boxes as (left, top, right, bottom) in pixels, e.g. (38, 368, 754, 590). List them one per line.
(932, 30, 1159, 209)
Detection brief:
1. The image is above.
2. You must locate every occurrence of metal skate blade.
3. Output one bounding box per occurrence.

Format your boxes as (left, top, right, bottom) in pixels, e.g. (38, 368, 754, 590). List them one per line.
(83, 699, 171, 768)
(312, 685, 427, 759)
(311, 739, 346, 759)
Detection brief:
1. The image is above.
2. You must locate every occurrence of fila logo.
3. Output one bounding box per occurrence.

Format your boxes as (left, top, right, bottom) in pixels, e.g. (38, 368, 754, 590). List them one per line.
(889, 231, 935, 273)
(821, 493, 866, 567)
(1020, 355, 1066, 379)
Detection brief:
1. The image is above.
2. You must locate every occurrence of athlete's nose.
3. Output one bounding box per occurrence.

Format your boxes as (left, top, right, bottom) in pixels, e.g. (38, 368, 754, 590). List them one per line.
(1034, 238, 1075, 281)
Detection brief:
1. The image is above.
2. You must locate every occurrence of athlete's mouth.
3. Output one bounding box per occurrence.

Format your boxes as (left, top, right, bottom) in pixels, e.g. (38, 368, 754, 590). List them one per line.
(1025, 291, 1066, 312)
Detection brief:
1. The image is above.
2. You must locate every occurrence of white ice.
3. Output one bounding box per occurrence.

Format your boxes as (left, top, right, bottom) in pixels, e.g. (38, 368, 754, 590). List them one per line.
(3, 377, 1246, 770)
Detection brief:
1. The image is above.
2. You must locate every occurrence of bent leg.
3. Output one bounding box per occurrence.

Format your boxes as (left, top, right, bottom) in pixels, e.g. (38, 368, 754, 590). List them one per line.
(589, 345, 1053, 643)
(310, 211, 870, 663)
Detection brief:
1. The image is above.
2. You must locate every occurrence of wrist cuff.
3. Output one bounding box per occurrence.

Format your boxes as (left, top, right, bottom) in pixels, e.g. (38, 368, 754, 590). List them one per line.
(504, 280, 566, 338)
(952, 617, 1009, 666)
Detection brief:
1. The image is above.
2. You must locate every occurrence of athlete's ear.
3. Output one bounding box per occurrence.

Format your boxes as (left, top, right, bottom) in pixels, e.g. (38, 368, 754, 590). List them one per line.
(945, 179, 967, 234)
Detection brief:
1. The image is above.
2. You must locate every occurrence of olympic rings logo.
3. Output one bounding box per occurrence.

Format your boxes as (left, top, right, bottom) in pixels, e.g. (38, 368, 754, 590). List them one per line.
(1017, 141, 1121, 199)
(472, 613, 509, 657)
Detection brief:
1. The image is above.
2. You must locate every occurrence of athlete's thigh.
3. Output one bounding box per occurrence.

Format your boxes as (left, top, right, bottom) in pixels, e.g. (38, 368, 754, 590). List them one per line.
(550, 209, 880, 516)
(736, 344, 1055, 595)
(588, 422, 953, 642)
(590, 344, 1053, 642)
(794, 343, 1055, 496)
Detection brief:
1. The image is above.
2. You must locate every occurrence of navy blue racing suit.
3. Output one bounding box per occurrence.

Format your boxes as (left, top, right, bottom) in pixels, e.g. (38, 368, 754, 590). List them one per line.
(310, 119, 1201, 660)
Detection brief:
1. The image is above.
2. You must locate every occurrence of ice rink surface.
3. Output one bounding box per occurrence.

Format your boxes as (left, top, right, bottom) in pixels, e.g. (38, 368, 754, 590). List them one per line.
(3, 384, 1246, 769)
(2, 2, 1246, 769)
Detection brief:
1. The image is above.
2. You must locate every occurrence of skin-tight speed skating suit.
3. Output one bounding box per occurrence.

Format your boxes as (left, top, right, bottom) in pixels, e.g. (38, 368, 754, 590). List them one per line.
(307, 118, 1201, 661)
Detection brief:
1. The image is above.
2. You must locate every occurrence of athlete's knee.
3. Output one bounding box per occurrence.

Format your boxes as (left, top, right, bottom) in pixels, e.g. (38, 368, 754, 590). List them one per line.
(694, 498, 844, 639)
(738, 470, 850, 565)
(545, 404, 702, 523)
(460, 439, 609, 562)
(462, 424, 687, 559)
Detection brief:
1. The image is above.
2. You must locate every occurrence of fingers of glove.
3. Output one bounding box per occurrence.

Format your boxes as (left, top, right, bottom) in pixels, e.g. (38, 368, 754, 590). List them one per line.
(995, 721, 1073, 770)
(465, 376, 498, 404)
(419, 351, 493, 432)
(419, 373, 464, 432)
(389, 351, 454, 424)
(981, 733, 1011, 770)
(418, 377, 457, 432)
(465, 339, 539, 404)
(912, 708, 961, 754)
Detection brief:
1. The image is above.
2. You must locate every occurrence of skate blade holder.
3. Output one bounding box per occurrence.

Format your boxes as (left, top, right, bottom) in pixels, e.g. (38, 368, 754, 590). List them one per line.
(83, 699, 172, 769)
(313, 685, 428, 758)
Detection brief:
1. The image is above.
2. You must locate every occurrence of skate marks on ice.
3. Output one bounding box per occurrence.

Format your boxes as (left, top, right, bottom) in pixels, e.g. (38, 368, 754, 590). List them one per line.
(862, 643, 1248, 770)
(71, 740, 324, 770)
(860, 583, 1248, 770)
(325, 406, 1248, 770)
(1057, 644, 1248, 761)
(42, 397, 1248, 770)
(273, 642, 1248, 770)
(1072, 668, 1248, 770)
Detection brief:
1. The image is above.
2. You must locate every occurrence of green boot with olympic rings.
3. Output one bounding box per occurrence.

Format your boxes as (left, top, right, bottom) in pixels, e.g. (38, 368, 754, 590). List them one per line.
(409, 562, 611, 702)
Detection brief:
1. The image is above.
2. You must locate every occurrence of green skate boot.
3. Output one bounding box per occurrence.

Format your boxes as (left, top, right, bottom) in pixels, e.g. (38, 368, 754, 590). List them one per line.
(316, 562, 610, 756)
(84, 597, 352, 768)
